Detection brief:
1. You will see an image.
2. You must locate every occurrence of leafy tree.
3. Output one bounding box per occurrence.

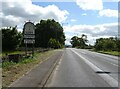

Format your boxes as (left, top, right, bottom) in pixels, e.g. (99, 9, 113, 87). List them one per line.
(103, 38, 115, 51)
(70, 34, 88, 48)
(116, 38, 120, 51)
(35, 19, 65, 48)
(2, 26, 22, 51)
(95, 38, 104, 51)
(70, 36, 79, 47)
(94, 37, 119, 51)
(48, 38, 61, 49)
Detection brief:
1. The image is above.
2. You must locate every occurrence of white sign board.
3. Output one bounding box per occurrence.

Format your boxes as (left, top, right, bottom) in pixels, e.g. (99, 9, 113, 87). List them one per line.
(24, 22, 35, 35)
(24, 34, 35, 39)
(23, 22, 35, 44)
(24, 39, 35, 44)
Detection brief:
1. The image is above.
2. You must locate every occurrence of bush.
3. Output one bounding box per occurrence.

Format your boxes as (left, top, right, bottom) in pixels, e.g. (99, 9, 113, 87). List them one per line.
(48, 38, 61, 49)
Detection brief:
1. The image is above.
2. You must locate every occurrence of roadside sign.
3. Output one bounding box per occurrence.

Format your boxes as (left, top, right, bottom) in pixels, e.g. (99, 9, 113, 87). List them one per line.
(23, 21, 35, 57)
(24, 22, 35, 35)
(24, 34, 35, 39)
(24, 39, 35, 44)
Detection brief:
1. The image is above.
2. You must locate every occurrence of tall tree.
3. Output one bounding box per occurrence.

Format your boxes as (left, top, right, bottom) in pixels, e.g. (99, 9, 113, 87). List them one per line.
(2, 26, 22, 51)
(70, 34, 88, 48)
(70, 36, 79, 47)
(35, 19, 65, 48)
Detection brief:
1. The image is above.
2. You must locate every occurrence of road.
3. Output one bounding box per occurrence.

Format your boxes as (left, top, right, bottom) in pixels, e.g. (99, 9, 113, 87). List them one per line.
(9, 50, 63, 87)
(45, 48, 119, 87)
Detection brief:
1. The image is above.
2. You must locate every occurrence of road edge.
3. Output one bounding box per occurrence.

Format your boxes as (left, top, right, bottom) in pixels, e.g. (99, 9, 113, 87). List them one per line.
(8, 50, 58, 87)
(71, 49, 118, 87)
(38, 50, 64, 88)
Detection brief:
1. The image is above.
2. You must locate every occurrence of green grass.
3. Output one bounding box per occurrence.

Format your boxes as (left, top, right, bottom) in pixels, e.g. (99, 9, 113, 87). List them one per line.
(2, 52, 42, 68)
(2, 51, 25, 56)
(98, 51, 120, 56)
(89, 49, 120, 56)
(2, 61, 16, 68)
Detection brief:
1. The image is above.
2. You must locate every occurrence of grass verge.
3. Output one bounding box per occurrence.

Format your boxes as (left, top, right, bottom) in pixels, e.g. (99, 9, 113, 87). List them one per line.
(2, 50, 56, 87)
(0, 51, 25, 58)
(97, 51, 120, 56)
(89, 49, 120, 56)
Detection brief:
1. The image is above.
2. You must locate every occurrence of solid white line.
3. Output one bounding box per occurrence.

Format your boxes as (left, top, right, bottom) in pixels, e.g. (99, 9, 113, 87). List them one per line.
(71, 49, 118, 87)
(75, 49, 119, 67)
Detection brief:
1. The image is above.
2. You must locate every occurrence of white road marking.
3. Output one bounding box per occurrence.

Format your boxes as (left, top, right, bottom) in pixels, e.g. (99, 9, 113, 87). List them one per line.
(71, 49, 118, 87)
(75, 49, 119, 67)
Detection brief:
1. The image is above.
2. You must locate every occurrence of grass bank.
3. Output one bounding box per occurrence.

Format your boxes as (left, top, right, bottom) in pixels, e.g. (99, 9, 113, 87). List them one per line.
(2, 50, 56, 87)
(89, 49, 120, 56)
(1, 51, 25, 57)
(97, 51, 120, 56)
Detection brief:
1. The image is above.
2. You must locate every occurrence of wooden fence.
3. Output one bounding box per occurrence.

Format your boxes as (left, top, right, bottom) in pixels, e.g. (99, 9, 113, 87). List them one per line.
(2, 48, 51, 63)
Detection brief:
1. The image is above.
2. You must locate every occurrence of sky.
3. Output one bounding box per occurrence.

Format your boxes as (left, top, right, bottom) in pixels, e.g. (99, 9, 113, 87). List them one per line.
(0, 0, 119, 45)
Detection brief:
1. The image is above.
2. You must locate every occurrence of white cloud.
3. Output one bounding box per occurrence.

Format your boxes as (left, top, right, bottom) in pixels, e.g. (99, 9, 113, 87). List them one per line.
(76, 0, 103, 10)
(64, 23, 118, 45)
(99, 9, 118, 17)
(82, 13, 87, 16)
(70, 19, 77, 22)
(1, 0, 69, 27)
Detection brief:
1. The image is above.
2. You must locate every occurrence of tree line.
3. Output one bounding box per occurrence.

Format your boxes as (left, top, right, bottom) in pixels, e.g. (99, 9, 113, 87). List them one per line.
(2, 26, 22, 51)
(70, 35, 120, 51)
(94, 37, 120, 51)
(1, 19, 65, 51)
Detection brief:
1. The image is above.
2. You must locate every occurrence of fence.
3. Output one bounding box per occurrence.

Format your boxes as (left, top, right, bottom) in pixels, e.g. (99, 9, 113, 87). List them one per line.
(2, 48, 51, 63)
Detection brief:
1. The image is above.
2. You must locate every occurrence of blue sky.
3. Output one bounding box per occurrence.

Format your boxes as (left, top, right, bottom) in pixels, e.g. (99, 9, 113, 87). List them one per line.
(1, 0, 118, 45)
(33, 2, 117, 25)
(32, 1, 118, 45)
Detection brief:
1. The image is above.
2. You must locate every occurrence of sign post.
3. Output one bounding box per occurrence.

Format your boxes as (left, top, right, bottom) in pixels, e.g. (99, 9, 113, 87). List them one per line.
(23, 21, 35, 57)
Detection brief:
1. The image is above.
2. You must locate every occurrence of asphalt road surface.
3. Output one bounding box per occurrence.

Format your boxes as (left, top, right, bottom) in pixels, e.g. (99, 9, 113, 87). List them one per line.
(45, 48, 119, 87)
(9, 50, 63, 87)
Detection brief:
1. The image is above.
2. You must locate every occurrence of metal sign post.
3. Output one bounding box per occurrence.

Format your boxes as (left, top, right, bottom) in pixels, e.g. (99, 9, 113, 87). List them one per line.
(23, 21, 35, 58)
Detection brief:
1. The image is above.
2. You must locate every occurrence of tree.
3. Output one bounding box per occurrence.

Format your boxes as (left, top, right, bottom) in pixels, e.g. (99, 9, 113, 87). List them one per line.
(103, 38, 115, 51)
(35, 19, 65, 48)
(2, 26, 22, 51)
(116, 38, 120, 51)
(70, 36, 79, 47)
(95, 38, 104, 51)
(94, 37, 118, 51)
(70, 34, 88, 48)
(48, 38, 61, 49)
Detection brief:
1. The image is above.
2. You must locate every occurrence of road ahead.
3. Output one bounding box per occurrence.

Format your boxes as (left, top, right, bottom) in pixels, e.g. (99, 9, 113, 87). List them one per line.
(46, 48, 118, 87)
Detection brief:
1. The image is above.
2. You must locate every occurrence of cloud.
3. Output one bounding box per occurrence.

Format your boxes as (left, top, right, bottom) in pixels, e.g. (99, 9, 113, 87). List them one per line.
(82, 13, 87, 16)
(76, 0, 103, 10)
(1, 0, 69, 27)
(70, 19, 77, 22)
(76, 0, 118, 18)
(64, 23, 118, 45)
(99, 9, 118, 17)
